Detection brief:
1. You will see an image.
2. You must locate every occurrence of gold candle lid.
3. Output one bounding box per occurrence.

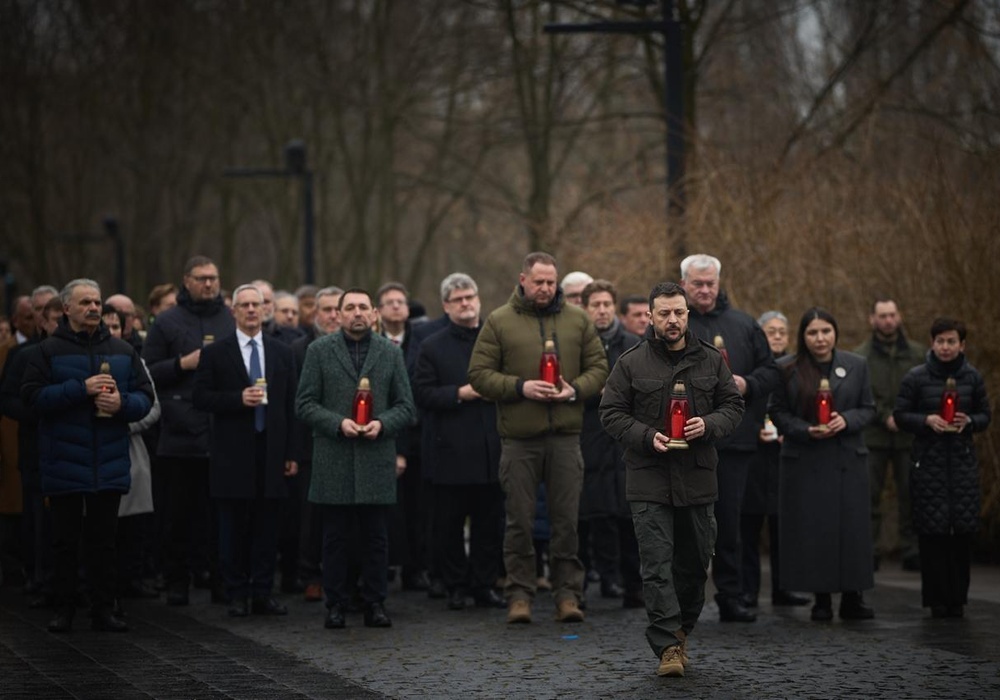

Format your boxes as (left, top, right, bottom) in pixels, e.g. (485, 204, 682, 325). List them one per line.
(358, 377, 371, 390)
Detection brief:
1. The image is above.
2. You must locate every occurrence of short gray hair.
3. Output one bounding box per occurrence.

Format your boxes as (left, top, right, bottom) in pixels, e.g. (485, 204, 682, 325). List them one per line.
(315, 286, 345, 304)
(440, 273, 478, 302)
(31, 285, 59, 303)
(680, 254, 722, 280)
(560, 271, 593, 288)
(757, 310, 788, 328)
(232, 284, 264, 302)
(60, 279, 101, 306)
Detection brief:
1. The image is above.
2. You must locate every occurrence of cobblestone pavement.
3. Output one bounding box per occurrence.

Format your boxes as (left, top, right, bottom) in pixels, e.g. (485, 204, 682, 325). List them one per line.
(2, 561, 999, 699)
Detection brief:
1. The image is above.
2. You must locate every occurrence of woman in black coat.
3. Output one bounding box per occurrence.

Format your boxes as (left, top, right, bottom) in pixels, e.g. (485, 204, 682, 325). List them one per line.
(893, 318, 991, 618)
(769, 308, 876, 621)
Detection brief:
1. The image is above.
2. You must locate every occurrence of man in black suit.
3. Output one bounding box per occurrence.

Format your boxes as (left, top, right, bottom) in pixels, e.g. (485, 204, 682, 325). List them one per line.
(193, 284, 299, 617)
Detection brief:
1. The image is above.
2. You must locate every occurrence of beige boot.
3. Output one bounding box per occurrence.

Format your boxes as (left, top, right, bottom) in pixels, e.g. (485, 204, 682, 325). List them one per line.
(657, 645, 684, 677)
(555, 599, 584, 622)
(506, 599, 532, 624)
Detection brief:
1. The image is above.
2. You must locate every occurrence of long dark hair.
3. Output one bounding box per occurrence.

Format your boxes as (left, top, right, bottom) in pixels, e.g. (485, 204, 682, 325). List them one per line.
(789, 307, 839, 419)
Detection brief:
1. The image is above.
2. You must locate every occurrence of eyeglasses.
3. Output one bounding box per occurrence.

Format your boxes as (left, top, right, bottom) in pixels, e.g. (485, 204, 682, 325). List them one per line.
(189, 275, 219, 284)
(380, 298, 407, 307)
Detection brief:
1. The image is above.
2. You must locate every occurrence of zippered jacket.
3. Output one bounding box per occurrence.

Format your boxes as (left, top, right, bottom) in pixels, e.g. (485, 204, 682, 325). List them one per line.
(22, 318, 154, 496)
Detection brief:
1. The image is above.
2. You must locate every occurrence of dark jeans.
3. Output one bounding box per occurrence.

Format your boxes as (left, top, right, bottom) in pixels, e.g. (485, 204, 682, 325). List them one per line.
(919, 533, 972, 608)
(162, 457, 214, 592)
(216, 496, 281, 601)
(711, 450, 751, 599)
(49, 491, 121, 614)
(579, 516, 640, 591)
(433, 483, 504, 593)
(321, 504, 388, 607)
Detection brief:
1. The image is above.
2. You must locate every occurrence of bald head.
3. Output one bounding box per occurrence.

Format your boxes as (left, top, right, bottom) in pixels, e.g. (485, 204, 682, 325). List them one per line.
(105, 294, 137, 339)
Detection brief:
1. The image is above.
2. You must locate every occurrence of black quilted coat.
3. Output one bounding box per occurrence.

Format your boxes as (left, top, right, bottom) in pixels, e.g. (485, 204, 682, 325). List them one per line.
(893, 352, 991, 535)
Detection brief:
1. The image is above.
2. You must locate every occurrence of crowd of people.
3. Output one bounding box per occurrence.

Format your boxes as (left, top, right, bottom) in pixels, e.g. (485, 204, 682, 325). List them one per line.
(0, 252, 991, 679)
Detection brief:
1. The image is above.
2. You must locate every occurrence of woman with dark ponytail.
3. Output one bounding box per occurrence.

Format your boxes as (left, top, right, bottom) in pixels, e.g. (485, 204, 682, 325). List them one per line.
(769, 308, 877, 621)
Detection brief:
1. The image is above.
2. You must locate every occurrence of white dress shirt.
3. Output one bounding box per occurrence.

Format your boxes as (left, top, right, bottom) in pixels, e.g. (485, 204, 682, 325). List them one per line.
(236, 329, 265, 378)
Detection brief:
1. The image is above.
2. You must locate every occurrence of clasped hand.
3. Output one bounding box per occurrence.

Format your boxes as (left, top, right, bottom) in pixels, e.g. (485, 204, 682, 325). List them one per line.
(523, 377, 574, 402)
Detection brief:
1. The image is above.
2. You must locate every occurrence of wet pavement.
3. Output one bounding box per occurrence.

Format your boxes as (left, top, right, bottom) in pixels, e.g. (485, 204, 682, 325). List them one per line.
(2, 559, 999, 699)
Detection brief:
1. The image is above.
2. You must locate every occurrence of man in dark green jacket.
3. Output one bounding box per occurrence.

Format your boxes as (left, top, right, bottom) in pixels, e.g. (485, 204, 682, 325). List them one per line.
(468, 252, 608, 625)
(855, 298, 925, 571)
(600, 282, 743, 678)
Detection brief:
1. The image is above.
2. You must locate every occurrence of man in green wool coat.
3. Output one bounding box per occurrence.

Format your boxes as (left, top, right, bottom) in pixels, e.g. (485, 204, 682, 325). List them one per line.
(296, 287, 414, 630)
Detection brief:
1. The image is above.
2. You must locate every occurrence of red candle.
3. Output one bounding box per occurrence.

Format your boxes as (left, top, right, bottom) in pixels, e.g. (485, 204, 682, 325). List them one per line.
(939, 377, 958, 424)
(539, 340, 560, 385)
(666, 381, 690, 448)
(353, 377, 373, 425)
(816, 378, 833, 427)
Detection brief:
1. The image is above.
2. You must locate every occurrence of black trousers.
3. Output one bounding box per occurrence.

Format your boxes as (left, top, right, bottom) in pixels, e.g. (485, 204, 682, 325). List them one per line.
(321, 504, 388, 607)
(295, 460, 323, 584)
(740, 512, 781, 600)
(162, 457, 215, 591)
(711, 450, 752, 599)
(49, 491, 121, 614)
(433, 483, 504, 593)
(216, 497, 281, 601)
(919, 533, 972, 608)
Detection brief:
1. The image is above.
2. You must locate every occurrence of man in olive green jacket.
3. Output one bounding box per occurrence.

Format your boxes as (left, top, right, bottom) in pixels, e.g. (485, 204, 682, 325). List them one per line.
(854, 298, 925, 571)
(468, 252, 608, 624)
(296, 288, 414, 629)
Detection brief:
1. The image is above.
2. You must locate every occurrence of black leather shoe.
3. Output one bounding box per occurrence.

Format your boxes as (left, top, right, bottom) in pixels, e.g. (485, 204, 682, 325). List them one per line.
(251, 597, 288, 616)
(811, 605, 834, 621)
(401, 570, 430, 591)
(427, 578, 447, 600)
(600, 581, 625, 599)
(47, 611, 74, 633)
(447, 589, 467, 610)
(930, 605, 949, 618)
(91, 611, 129, 632)
(473, 589, 506, 609)
(717, 595, 757, 622)
(740, 592, 759, 608)
(364, 602, 392, 628)
(166, 589, 189, 606)
(228, 599, 249, 617)
(772, 591, 811, 606)
(947, 605, 964, 618)
(839, 592, 875, 620)
(324, 605, 346, 629)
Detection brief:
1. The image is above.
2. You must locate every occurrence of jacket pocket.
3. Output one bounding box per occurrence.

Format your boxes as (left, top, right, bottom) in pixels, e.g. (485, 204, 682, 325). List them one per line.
(631, 378, 665, 423)
(688, 375, 718, 416)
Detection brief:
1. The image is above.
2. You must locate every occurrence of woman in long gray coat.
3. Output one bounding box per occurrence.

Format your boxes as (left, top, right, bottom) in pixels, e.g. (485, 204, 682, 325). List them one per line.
(769, 308, 876, 621)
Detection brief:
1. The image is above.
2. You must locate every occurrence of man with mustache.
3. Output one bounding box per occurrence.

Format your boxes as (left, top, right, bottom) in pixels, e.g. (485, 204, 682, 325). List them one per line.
(22, 279, 154, 633)
(600, 281, 743, 677)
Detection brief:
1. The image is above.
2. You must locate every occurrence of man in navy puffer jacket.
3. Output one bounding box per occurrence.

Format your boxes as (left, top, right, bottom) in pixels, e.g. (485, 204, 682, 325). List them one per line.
(22, 279, 154, 633)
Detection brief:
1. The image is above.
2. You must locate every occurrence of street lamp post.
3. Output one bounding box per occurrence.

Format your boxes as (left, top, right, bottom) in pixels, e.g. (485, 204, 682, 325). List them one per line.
(224, 140, 317, 284)
(544, 0, 686, 259)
